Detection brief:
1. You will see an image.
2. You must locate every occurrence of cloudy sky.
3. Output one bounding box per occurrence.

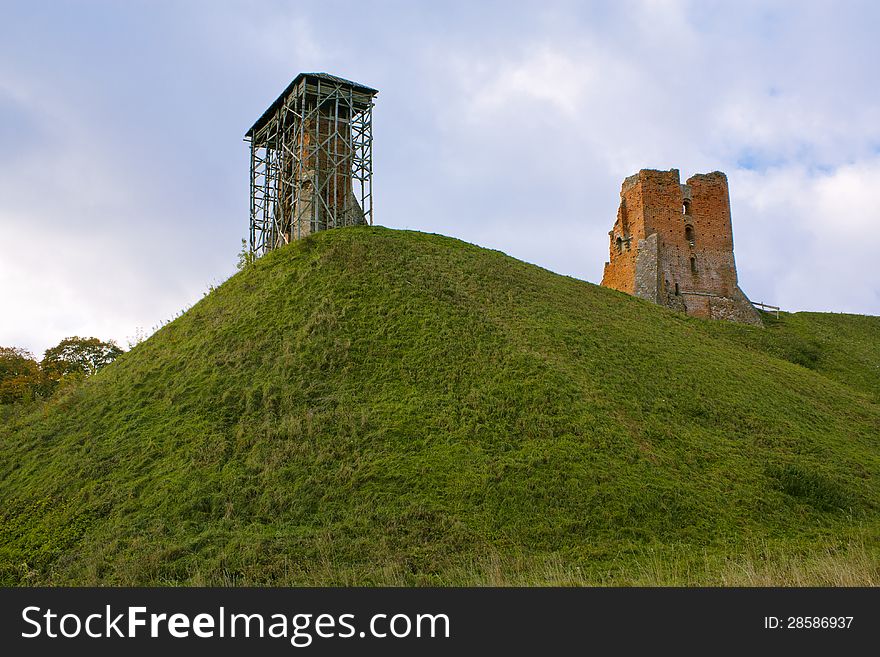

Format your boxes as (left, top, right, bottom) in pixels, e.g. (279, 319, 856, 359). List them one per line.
(2, 0, 879, 356)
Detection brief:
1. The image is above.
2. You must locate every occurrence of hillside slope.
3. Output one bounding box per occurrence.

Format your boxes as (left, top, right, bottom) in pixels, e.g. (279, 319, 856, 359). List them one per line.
(1, 227, 878, 585)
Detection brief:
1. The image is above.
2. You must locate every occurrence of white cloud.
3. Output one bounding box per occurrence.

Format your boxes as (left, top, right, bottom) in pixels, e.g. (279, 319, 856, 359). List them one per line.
(461, 47, 598, 119)
(731, 161, 880, 313)
(0, 67, 221, 355)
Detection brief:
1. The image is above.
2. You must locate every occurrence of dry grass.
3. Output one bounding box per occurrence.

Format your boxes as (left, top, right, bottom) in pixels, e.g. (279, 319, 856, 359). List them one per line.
(392, 538, 880, 586)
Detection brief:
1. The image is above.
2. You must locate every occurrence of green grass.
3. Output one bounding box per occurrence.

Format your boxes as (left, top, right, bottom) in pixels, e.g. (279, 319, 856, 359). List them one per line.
(1, 226, 878, 585)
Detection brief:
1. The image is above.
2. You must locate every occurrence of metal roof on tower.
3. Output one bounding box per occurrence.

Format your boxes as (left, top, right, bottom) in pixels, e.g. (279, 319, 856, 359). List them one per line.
(245, 72, 378, 139)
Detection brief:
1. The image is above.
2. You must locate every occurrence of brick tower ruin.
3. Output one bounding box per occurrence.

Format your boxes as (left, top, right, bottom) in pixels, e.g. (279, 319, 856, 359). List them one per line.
(246, 73, 377, 256)
(601, 169, 761, 325)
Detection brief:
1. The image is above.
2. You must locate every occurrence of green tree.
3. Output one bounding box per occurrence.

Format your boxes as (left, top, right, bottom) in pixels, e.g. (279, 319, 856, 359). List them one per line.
(0, 347, 44, 403)
(41, 337, 124, 379)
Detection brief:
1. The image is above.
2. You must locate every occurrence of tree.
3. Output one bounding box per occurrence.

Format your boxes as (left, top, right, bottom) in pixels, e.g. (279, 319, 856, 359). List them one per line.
(0, 347, 44, 403)
(41, 337, 124, 379)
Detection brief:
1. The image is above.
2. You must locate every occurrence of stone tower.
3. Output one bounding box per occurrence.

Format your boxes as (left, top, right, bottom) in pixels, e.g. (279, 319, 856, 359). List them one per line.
(246, 73, 378, 256)
(601, 168, 761, 325)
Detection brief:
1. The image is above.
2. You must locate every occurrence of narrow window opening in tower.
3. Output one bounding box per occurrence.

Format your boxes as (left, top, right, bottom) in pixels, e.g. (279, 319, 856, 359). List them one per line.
(675, 282, 680, 296)
(690, 257, 697, 273)
(683, 199, 692, 215)
(615, 236, 623, 254)
(685, 225, 695, 245)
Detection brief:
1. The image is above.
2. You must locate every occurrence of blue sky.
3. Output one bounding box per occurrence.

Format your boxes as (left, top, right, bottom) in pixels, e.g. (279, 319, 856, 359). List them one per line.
(2, 0, 879, 355)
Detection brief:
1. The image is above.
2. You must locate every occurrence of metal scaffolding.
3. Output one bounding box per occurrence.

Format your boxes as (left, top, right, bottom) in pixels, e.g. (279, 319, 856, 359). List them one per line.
(245, 73, 377, 256)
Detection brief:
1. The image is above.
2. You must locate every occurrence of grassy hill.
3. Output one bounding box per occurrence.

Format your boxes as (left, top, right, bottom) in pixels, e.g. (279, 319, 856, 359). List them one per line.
(1, 226, 878, 585)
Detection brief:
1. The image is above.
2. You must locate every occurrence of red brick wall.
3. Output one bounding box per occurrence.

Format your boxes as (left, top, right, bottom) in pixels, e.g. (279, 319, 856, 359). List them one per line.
(601, 168, 759, 325)
(601, 173, 649, 294)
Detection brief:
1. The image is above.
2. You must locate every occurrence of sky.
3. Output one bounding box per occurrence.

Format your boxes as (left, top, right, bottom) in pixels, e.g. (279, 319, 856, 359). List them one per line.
(1, 0, 879, 356)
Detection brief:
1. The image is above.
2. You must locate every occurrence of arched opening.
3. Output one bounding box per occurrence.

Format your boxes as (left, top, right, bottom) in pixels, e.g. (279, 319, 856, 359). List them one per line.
(685, 224, 695, 245)
(674, 282, 680, 296)
(690, 256, 697, 273)
(615, 236, 623, 254)
(683, 199, 692, 215)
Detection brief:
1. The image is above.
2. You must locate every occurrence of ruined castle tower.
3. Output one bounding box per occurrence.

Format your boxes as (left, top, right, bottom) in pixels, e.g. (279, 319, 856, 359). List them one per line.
(601, 169, 761, 325)
(245, 73, 377, 256)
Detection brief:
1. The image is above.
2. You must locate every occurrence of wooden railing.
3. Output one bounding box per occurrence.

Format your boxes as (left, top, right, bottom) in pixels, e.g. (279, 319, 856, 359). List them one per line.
(751, 301, 780, 318)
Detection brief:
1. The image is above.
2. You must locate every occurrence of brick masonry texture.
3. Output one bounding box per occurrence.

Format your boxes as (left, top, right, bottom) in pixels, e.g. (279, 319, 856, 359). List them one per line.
(601, 169, 762, 326)
(281, 115, 366, 241)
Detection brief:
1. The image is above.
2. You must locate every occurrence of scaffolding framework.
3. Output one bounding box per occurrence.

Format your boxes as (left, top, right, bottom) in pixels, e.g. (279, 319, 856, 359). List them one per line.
(245, 73, 377, 256)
